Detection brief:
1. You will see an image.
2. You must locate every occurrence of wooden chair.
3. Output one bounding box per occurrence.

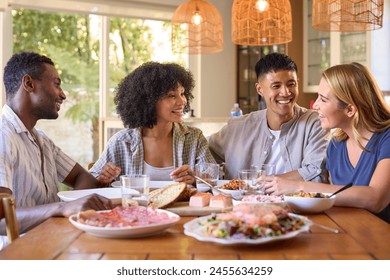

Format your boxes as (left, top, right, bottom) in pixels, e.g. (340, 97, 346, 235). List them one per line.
(0, 193, 19, 243)
(87, 162, 95, 170)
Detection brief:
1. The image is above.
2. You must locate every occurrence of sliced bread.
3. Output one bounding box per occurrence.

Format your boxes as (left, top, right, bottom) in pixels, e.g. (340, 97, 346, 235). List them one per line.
(149, 182, 187, 208)
(177, 186, 198, 202)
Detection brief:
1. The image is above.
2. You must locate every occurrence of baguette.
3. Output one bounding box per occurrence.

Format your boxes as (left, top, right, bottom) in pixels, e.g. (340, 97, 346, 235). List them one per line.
(149, 182, 187, 208)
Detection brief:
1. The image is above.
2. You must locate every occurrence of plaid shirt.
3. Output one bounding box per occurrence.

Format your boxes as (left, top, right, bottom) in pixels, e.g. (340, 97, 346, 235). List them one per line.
(90, 122, 216, 177)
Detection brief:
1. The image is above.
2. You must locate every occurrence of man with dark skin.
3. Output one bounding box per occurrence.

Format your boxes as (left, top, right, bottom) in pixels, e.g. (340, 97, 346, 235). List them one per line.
(0, 52, 112, 242)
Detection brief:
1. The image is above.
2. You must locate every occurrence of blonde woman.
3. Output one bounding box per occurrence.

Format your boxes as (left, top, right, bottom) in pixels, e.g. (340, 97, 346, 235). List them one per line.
(264, 62, 390, 223)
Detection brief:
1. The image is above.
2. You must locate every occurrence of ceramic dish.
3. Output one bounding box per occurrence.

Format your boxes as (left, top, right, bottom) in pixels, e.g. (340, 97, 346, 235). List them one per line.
(232, 200, 288, 209)
(183, 213, 311, 245)
(232, 194, 288, 208)
(111, 180, 175, 188)
(212, 188, 243, 199)
(58, 181, 176, 202)
(58, 188, 121, 202)
(284, 192, 336, 213)
(69, 209, 179, 238)
(194, 180, 230, 193)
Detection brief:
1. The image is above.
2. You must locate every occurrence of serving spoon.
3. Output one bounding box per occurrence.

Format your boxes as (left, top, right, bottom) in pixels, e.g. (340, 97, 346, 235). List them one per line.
(328, 182, 353, 198)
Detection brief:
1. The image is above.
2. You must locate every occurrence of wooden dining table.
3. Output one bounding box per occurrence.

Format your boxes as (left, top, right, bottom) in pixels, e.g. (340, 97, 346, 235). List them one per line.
(0, 206, 389, 260)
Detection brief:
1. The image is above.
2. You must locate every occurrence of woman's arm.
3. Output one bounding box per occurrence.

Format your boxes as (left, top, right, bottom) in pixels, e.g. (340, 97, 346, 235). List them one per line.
(264, 158, 390, 214)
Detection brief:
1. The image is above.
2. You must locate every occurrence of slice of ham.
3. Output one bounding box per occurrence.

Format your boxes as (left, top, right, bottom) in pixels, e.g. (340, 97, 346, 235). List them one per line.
(77, 206, 176, 228)
(189, 192, 212, 207)
(209, 194, 233, 208)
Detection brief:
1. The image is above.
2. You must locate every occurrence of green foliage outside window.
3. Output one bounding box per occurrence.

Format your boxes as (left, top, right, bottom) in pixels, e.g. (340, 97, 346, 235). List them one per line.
(12, 9, 155, 160)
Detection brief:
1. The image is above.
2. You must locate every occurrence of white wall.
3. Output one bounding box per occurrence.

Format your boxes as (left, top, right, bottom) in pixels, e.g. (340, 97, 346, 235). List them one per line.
(199, 0, 236, 118)
(371, 0, 390, 91)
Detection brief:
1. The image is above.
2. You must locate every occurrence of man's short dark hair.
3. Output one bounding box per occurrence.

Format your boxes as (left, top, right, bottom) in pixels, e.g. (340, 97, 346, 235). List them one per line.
(3, 52, 54, 98)
(255, 53, 298, 79)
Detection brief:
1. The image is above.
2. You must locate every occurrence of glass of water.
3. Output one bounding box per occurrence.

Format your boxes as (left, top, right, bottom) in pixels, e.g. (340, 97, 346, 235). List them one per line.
(238, 169, 260, 194)
(194, 163, 219, 192)
(251, 164, 275, 192)
(120, 174, 150, 207)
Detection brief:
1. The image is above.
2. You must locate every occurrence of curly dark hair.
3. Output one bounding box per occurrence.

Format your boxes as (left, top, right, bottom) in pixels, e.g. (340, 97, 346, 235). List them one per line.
(114, 61, 195, 128)
(255, 52, 297, 79)
(3, 52, 54, 99)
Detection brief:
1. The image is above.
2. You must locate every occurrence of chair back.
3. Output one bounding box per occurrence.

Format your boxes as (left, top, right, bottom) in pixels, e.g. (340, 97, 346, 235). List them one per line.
(0, 193, 19, 243)
(87, 162, 95, 170)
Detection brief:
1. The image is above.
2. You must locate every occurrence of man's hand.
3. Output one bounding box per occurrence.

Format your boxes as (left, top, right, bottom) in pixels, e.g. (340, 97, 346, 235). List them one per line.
(59, 193, 113, 217)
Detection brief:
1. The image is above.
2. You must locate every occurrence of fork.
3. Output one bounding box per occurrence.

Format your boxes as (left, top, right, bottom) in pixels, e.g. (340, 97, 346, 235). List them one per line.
(187, 171, 243, 201)
(310, 222, 340, 233)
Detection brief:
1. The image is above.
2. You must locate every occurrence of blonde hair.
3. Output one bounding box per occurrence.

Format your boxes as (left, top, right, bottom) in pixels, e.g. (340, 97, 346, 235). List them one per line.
(322, 62, 390, 149)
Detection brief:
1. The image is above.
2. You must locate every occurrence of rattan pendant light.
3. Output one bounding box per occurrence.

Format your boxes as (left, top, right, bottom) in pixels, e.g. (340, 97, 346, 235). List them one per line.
(312, 0, 384, 32)
(171, 0, 223, 54)
(232, 0, 292, 46)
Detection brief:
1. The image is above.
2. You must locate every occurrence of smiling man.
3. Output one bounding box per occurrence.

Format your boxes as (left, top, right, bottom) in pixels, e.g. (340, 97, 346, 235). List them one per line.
(208, 53, 329, 181)
(0, 52, 112, 249)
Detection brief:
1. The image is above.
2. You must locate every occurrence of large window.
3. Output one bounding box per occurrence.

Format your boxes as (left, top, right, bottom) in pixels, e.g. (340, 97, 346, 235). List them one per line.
(11, 8, 187, 168)
(108, 17, 187, 117)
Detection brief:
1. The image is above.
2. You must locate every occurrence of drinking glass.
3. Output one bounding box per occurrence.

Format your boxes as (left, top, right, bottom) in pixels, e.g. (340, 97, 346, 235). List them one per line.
(194, 163, 219, 192)
(120, 174, 150, 207)
(251, 164, 275, 192)
(238, 169, 259, 194)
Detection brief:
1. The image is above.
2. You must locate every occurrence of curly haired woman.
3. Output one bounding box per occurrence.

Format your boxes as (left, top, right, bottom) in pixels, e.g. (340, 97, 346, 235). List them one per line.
(263, 62, 390, 223)
(90, 62, 216, 186)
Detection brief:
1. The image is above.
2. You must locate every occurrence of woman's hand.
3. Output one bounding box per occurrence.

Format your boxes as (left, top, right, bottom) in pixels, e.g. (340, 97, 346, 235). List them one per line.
(262, 176, 300, 195)
(97, 162, 121, 187)
(170, 164, 195, 186)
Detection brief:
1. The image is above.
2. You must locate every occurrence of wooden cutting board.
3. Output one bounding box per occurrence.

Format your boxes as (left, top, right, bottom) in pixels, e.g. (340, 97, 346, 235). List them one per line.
(165, 201, 232, 216)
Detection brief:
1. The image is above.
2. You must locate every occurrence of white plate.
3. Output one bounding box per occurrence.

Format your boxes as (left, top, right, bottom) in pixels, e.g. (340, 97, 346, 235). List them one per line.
(58, 188, 121, 202)
(69, 208, 180, 238)
(183, 213, 311, 245)
(111, 180, 175, 188)
(231, 194, 287, 208)
(232, 200, 288, 209)
(58, 181, 179, 202)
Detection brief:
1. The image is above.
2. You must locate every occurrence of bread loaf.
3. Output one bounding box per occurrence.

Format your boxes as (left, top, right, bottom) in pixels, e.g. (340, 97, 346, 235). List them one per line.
(177, 186, 197, 202)
(149, 182, 187, 209)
